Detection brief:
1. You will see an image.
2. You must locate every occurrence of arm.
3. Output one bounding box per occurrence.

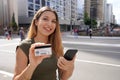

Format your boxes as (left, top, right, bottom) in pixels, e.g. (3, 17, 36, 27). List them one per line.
(13, 43, 51, 80)
(13, 47, 37, 80)
(57, 56, 76, 80)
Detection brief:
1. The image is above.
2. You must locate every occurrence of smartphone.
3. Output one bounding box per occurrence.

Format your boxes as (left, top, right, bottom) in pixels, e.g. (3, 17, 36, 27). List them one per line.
(34, 44, 52, 56)
(64, 49, 78, 61)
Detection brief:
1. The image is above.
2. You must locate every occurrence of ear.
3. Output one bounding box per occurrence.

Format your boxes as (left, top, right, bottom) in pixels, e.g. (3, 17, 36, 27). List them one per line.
(35, 19, 38, 26)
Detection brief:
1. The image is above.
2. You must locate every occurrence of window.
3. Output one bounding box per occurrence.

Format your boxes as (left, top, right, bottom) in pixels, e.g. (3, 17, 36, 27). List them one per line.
(47, 2, 50, 7)
(28, 11, 34, 17)
(35, 0, 40, 4)
(28, 0, 33, 3)
(42, 0, 45, 6)
(35, 5, 40, 11)
(28, 3, 34, 10)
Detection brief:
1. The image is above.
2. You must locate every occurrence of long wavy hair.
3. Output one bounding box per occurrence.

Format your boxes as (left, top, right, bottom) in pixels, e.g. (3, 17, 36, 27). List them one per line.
(27, 6, 63, 57)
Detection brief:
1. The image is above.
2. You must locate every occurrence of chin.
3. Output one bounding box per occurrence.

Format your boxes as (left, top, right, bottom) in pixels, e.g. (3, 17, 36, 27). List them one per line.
(43, 31, 53, 36)
(44, 33, 51, 37)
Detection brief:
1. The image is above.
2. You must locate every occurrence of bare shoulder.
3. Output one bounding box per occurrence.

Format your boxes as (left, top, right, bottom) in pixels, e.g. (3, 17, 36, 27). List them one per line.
(15, 47, 28, 74)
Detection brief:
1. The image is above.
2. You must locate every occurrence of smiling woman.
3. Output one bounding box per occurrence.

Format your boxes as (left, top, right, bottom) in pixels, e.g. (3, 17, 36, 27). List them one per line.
(13, 6, 76, 80)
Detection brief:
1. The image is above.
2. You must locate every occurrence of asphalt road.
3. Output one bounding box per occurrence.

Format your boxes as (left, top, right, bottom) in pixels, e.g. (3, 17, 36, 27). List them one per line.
(0, 35, 120, 80)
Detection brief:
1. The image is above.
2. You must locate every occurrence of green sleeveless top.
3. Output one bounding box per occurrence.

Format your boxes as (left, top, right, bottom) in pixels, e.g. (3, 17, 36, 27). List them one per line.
(18, 38, 58, 80)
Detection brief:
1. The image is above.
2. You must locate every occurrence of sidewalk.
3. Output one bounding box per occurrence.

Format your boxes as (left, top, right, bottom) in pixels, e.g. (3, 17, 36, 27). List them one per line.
(62, 31, 120, 39)
(0, 32, 120, 40)
(0, 34, 21, 39)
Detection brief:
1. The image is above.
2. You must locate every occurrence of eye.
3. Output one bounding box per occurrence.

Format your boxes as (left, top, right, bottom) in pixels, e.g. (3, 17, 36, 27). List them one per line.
(43, 17, 48, 21)
(52, 20, 57, 23)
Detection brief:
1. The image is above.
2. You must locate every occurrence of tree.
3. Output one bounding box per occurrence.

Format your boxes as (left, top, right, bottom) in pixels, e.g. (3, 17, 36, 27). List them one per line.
(84, 12, 91, 25)
(84, 12, 98, 28)
(11, 13, 18, 31)
(91, 19, 97, 28)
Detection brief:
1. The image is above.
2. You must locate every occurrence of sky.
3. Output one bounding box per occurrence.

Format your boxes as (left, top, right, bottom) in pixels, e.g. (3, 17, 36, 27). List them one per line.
(107, 0, 120, 24)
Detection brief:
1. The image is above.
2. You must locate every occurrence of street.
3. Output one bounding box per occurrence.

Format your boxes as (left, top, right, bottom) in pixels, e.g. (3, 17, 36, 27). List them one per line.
(0, 34, 120, 80)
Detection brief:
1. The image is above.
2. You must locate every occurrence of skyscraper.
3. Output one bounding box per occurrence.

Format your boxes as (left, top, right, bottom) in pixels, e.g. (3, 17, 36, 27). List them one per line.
(84, 0, 105, 27)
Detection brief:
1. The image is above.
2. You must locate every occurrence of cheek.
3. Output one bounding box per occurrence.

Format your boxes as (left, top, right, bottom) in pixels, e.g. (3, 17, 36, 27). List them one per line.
(53, 25, 56, 31)
(37, 21, 44, 29)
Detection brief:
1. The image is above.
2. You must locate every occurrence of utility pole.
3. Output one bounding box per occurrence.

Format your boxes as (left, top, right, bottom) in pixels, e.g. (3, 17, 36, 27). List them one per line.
(70, 0, 72, 34)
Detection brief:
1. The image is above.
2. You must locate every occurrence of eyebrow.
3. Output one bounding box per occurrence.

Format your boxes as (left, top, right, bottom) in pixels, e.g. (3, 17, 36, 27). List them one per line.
(43, 16, 57, 21)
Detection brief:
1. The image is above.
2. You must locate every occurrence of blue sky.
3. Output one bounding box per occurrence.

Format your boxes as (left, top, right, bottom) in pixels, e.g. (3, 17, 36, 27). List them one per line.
(107, 0, 120, 24)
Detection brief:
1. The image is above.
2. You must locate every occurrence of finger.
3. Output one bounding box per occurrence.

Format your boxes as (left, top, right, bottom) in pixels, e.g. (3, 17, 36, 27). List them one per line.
(59, 57, 69, 65)
(30, 43, 46, 56)
(40, 55, 51, 59)
(57, 58, 66, 70)
(71, 55, 76, 62)
(29, 44, 36, 57)
(34, 42, 45, 47)
(57, 62, 65, 70)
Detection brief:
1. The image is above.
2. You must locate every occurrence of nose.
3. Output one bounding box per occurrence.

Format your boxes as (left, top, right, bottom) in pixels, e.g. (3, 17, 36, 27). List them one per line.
(48, 21, 52, 26)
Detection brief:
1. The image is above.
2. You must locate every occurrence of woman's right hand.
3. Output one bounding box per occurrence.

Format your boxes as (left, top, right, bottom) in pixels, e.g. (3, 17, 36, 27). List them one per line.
(29, 43, 51, 68)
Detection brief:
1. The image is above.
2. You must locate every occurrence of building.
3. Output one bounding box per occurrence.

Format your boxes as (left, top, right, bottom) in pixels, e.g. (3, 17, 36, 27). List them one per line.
(0, 0, 82, 34)
(84, 0, 105, 27)
(18, 0, 79, 31)
(0, 0, 18, 34)
(105, 4, 113, 25)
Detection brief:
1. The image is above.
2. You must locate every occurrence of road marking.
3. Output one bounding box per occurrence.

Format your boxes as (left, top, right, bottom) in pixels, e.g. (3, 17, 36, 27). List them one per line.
(0, 70, 13, 77)
(0, 50, 15, 53)
(76, 59, 120, 67)
(78, 48, 120, 54)
(0, 59, 120, 78)
(0, 43, 18, 47)
(65, 35, 120, 39)
(62, 41, 120, 47)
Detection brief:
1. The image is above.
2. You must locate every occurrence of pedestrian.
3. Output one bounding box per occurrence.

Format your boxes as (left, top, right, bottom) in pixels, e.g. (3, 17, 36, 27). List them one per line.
(89, 28, 93, 38)
(13, 6, 76, 80)
(73, 28, 78, 38)
(8, 28, 12, 39)
(19, 27, 25, 41)
(86, 27, 89, 36)
(4, 29, 9, 40)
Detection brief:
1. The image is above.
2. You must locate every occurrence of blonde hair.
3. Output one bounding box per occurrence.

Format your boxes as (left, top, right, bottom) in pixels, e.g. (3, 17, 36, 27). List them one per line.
(27, 6, 63, 57)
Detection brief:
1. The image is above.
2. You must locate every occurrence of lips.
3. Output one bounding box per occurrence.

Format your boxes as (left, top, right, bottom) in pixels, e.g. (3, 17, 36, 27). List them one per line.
(44, 27, 52, 32)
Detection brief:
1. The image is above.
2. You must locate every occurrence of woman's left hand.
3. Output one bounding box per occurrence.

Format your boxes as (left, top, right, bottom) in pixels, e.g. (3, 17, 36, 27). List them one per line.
(57, 55, 76, 79)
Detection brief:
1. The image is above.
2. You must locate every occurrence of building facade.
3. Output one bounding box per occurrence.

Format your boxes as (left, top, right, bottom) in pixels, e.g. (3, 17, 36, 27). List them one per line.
(0, 0, 82, 34)
(18, 0, 79, 31)
(0, 0, 18, 34)
(84, 0, 105, 27)
(106, 4, 113, 25)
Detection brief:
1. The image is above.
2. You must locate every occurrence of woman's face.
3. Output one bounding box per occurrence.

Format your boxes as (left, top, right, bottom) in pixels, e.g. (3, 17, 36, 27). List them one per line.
(35, 11, 57, 37)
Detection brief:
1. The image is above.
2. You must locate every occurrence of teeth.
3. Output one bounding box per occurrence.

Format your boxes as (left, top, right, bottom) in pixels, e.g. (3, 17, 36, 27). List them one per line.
(46, 27, 51, 31)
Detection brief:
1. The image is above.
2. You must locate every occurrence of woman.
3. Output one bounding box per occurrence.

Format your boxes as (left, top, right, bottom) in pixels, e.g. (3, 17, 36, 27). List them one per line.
(13, 6, 76, 80)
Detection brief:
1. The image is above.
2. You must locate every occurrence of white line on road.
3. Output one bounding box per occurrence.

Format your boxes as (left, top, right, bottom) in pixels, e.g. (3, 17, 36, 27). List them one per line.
(76, 59, 120, 67)
(78, 48, 120, 54)
(63, 41, 120, 47)
(0, 70, 13, 77)
(0, 59, 120, 78)
(0, 50, 15, 53)
(0, 41, 120, 77)
(0, 41, 120, 47)
(0, 43, 18, 47)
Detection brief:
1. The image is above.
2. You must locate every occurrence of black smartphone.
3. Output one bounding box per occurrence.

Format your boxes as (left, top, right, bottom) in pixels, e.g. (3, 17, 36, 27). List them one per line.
(64, 49, 78, 61)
